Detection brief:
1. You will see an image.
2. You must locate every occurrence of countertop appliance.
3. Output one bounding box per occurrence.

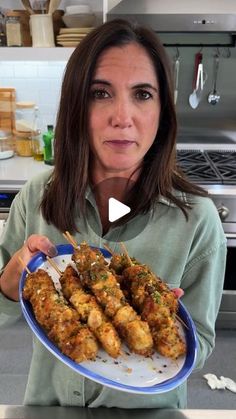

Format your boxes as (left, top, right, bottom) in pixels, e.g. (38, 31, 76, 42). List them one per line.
(108, 0, 236, 32)
(177, 130, 236, 329)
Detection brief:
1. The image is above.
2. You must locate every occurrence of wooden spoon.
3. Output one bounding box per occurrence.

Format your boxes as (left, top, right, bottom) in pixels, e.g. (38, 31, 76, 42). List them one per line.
(44, 0, 50, 13)
(21, 0, 34, 15)
(48, 0, 61, 15)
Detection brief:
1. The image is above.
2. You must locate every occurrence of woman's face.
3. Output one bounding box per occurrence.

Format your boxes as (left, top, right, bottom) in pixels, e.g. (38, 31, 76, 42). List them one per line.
(89, 42, 161, 183)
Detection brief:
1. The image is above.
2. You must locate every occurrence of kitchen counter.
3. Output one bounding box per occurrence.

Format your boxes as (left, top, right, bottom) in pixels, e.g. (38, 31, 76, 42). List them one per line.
(0, 156, 51, 189)
(0, 406, 235, 419)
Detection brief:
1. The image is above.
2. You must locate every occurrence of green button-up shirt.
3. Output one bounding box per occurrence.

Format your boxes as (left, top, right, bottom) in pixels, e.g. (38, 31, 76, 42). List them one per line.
(0, 170, 226, 408)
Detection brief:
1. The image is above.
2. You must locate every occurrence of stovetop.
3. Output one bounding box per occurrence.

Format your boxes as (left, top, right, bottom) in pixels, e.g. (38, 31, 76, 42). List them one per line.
(177, 149, 236, 185)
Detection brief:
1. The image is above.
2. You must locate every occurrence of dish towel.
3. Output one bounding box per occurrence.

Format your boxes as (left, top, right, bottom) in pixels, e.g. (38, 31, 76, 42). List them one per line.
(204, 373, 236, 393)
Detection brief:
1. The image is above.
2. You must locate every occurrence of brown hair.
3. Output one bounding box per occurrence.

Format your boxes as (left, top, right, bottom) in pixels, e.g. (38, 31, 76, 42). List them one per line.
(41, 18, 207, 232)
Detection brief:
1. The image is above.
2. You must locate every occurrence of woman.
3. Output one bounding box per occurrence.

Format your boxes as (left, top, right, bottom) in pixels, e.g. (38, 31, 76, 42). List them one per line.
(0, 19, 226, 408)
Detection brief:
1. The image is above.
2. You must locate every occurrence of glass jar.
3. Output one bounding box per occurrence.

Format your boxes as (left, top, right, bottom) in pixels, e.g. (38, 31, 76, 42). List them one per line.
(0, 130, 14, 159)
(15, 102, 37, 133)
(6, 16, 22, 47)
(14, 130, 33, 157)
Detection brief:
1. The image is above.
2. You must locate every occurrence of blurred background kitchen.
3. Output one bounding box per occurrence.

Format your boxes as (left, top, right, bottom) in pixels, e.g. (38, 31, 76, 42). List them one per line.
(0, 0, 236, 411)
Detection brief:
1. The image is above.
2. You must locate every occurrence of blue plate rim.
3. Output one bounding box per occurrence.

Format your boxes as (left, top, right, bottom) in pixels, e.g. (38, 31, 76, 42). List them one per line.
(19, 244, 198, 394)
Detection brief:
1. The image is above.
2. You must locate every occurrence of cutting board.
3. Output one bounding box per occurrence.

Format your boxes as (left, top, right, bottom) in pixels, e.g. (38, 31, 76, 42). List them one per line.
(0, 88, 16, 133)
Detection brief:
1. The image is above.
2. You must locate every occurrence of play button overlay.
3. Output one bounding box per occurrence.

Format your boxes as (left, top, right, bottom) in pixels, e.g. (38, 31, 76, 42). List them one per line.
(108, 198, 131, 222)
(87, 177, 150, 241)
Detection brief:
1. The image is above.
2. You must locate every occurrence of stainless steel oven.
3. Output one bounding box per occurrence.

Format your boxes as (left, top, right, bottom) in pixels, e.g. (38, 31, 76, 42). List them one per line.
(0, 188, 19, 236)
(177, 137, 236, 329)
(213, 194, 236, 329)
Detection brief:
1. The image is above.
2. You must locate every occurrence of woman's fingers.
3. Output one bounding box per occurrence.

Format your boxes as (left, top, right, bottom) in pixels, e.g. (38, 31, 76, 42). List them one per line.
(24, 234, 58, 257)
(17, 235, 58, 269)
(172, 288, 184, 299)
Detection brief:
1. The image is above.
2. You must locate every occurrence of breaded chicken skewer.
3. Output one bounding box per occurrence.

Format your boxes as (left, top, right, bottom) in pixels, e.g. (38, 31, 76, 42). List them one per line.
(59, 264, 122, 358)
(108, 246, 186, 359)
(69, 243, 153, 356)
(23, 268, 99, 363)
(123, 265, 186, 359)
(81, 264, 153, 356)
(62, 234, 154, 357)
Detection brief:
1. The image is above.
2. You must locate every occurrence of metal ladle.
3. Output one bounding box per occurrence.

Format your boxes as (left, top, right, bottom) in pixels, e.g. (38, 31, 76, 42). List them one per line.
(208, 54, 220, 105)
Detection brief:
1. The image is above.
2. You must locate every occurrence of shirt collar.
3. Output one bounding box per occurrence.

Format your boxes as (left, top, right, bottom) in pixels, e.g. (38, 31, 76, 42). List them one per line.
(158, 191, 189, 208)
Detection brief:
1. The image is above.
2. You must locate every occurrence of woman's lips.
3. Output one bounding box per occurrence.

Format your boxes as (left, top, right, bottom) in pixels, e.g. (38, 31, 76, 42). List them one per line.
(104, 140, 136, 149)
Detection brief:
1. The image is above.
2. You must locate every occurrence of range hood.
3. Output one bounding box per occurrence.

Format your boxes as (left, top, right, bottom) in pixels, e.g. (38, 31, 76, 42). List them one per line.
(107, 0, 236, 32)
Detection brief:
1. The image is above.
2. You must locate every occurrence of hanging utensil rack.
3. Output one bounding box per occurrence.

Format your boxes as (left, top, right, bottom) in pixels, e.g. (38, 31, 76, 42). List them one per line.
(160, 32, 236, 47)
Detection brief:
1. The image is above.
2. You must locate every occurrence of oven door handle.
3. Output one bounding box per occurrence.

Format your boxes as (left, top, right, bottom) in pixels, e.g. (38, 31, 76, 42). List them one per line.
(225, 233, 236, 239)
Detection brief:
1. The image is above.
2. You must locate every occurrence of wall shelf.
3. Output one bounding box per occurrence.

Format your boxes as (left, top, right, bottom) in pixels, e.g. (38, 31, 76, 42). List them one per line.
(0, 47, 75, 62)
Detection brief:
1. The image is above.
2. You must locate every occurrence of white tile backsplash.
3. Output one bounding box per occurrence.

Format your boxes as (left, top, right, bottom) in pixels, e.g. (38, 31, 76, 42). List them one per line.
(0, 64, 14, 77)
(14, 64, 38, 78)
(0, 60, 67, 130)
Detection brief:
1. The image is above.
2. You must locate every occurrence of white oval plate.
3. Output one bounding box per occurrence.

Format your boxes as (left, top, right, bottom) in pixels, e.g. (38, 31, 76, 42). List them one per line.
(19, 244, 197, 394)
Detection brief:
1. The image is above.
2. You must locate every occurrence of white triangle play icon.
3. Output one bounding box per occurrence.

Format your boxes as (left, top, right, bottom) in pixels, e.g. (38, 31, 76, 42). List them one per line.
(108, 197, 131, 222)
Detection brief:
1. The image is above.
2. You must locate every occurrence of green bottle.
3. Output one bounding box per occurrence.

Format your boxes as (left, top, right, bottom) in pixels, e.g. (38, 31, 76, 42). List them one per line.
(43, 125, 54, 165)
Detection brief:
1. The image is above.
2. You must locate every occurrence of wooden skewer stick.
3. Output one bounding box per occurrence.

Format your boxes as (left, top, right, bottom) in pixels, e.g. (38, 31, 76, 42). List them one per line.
(119, 242, 133, 266)
(46, 257, 64, 297)
(63, 231, 78, 249)
(176, 314, 189, 330)
(18, 256, 31, 274)
(46, 256, 62, 276)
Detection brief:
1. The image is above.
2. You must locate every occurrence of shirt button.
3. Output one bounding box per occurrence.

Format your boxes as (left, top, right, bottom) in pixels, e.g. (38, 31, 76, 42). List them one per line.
(73, 390, 81, 396)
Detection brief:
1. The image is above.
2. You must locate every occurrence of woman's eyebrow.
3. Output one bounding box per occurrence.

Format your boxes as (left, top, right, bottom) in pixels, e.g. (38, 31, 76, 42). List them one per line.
(91, 79, 111, 86)
(132, 83, 158, 93)
(91, 80, 158, 92)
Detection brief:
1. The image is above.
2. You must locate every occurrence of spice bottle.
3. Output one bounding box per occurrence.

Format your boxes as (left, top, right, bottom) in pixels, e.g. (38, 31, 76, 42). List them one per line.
(6, 16, 22, 47)
(43, 125, 54, 165)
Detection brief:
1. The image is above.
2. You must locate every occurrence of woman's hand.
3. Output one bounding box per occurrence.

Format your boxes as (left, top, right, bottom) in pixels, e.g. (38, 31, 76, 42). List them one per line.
(18, 234, 58, 266)
(172, 288, 184, 299)
(0, 234, 58, 302)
